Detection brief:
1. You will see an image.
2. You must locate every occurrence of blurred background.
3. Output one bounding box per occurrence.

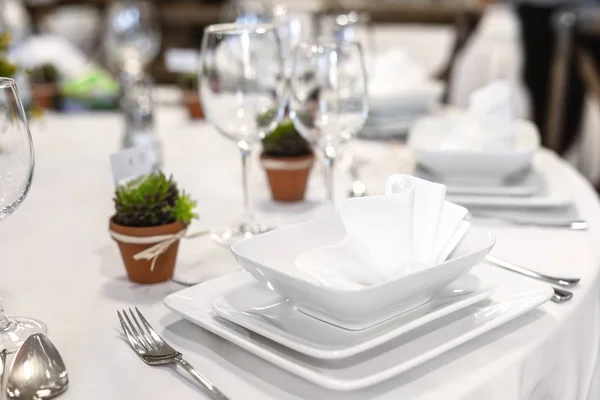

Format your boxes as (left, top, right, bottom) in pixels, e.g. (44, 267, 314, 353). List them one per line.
(2, 0, 600, 184)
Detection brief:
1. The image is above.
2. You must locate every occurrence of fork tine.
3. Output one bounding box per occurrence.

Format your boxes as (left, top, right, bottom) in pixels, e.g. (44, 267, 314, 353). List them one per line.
(135, 307, 169, 348)
(127, 308, 157, 350)
(121, 309, 150, 352)
(117, 311, 146, 356)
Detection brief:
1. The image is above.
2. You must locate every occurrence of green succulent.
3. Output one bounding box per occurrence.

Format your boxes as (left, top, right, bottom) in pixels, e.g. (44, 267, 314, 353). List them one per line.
(29, 63, 60, 84)
(113, 172, 198, 227)
(179, 73, 198, 90)
(0, 58, 17, 78)
(261, 118, 312, 158)
(0, 33, 10, 52)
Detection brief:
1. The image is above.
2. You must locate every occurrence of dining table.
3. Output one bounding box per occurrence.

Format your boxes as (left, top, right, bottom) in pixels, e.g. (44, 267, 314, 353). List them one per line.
(2, 99, 600, 400)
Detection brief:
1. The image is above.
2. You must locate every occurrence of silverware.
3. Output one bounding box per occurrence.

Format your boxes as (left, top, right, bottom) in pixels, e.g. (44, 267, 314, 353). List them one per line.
(485, 255, 580, 287)
(468, 211, 589, 231)
(552, 287, 573, 303)
(118, 308, 229, 400)
(7, 334, 68, 399)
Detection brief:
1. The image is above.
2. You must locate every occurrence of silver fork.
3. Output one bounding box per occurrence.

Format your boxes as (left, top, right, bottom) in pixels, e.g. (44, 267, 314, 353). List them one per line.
(117, 308, 229, 400)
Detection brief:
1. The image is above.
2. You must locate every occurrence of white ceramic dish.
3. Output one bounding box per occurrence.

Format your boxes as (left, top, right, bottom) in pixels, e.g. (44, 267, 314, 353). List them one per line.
(369, 80, 444, 116)
(408, 115, 540, 183)
(360, 114, 418, 139)
(446, 152, 573, 208)
(164, 265, 553, 391)
(414, 166, 541, 197)
(230, 218, 495, 330)
(212, 272, 494, 359)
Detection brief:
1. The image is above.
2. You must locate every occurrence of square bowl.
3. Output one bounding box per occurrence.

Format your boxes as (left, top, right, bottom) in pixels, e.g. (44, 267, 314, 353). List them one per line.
(369, 80, 444, 117)
(408, 115, 540, 183)
(231, 217, 495, 330)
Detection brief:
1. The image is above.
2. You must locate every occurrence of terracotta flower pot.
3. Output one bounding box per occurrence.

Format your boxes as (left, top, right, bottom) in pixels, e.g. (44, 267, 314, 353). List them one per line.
(182, 90, 204, 119)
(260, 153, 315, 202)
(32, 83, 58, 109)
(109, 218, 186, 284)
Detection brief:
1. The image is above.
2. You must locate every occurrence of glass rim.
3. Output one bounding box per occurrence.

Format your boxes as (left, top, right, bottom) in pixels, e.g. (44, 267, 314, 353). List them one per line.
(0, 78, 16, 90)
(296, 39, 363, 52)
(204, 22, 278, 36)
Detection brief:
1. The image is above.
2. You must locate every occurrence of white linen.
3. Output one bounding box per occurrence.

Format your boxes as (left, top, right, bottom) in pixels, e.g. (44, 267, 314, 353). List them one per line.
(369, 49, 427, 96)
(295, 175, 469, 290)
(2, 104, 600, 399)
(444, 80, 517, 151)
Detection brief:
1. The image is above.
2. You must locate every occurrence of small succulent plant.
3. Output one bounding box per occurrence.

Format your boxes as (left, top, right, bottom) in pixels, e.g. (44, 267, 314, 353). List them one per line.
(0, 33, 16, 78)
(113, 172, 198, 227)
(261, 118, 312, 158)
(29, 63, 60, 84)
(179, 73, 198, 91)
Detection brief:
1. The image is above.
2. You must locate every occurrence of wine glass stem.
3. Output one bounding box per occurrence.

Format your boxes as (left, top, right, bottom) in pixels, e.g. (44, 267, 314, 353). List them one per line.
(0, 303, 12, 332)
(324, 145, 337, 210)
(238, 141, 254, 224)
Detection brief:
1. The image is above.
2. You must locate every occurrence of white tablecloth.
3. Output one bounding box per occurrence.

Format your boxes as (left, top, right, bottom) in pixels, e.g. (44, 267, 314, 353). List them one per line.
(2, 107, 600, 400)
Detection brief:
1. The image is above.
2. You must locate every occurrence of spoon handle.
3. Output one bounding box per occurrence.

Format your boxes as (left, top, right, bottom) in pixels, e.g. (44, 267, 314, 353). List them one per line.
(485, 255, 580, 287)
(552, 287, 573, 303)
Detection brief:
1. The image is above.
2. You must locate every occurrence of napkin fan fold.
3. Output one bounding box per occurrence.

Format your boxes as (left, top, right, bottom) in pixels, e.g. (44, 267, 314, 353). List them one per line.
(296, 175, 469, 290)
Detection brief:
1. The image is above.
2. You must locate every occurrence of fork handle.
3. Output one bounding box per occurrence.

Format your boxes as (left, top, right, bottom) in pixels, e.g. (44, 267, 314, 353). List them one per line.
(175, 357, 230, 400)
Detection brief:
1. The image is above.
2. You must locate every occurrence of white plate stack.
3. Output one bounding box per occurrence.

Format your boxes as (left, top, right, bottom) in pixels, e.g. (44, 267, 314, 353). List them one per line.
(408, 82, 580, 227)
(361, 49, 444, 140)
(163, 176, 554, 392)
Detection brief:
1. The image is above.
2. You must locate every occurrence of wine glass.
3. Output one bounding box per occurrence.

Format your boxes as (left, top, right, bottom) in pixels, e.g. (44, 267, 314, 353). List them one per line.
(104, 0, 161, 77)
(199, 23, 286, 245)
(316, 11, 376, 75)
(289, 40, 369, 208)
(0, 78, 46, 352)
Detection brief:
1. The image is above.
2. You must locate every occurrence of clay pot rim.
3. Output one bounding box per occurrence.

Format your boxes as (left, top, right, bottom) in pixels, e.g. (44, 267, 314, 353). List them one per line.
(260, 152, 315, 171)
(109, 217, 187, 238)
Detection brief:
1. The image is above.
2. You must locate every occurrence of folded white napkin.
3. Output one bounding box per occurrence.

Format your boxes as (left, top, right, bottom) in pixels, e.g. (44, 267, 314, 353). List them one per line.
(442, 80, 516, 151)
(369, 48, 427, 98)
(295, 175, 470, 290)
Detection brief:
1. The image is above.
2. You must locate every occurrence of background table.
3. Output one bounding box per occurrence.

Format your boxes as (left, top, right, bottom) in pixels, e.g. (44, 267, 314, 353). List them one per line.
(2, 106, 600, 399)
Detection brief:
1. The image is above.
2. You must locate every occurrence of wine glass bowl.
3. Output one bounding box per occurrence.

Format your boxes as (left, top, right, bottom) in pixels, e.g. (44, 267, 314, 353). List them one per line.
(0, 77, 46, 351)
(289, 40, 369, 207)
(105, 0, 161, 75)
(199, 23, 286, 244)
(0, 79, 34, 221)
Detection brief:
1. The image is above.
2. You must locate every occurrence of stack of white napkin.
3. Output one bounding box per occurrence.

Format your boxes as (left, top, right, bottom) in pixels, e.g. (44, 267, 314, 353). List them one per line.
(295, 175, 470, 290)
(369, 49, 427, 99)
(443, 80, 517, 151)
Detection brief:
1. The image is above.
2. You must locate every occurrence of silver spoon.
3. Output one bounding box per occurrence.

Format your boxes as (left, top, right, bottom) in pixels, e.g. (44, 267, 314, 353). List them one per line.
(485, 255, 580, 287)
(468, 211, 588, 231)
(7, 334, 68, 399)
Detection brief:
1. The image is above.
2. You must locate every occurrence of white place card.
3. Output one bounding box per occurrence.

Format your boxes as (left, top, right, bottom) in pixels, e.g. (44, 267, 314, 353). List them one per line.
(110, 145, 158, 185)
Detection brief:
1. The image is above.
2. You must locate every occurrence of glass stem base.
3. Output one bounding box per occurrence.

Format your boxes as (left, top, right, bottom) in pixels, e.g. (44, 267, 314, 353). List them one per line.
(210, 222, 270, 246)
(0, 317, 46, 353)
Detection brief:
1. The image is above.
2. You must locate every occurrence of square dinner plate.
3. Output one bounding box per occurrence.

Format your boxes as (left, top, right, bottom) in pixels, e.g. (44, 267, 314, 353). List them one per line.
(164, 264, 552, 391)
(211, 271, 494, 360)
(414, 166, 541, 197)
(444, 152, 573, 208)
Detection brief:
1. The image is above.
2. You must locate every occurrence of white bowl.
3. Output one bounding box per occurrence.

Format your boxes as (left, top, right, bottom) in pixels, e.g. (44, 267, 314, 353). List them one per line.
(408, 115, 540, 183)
(369, 80, 444, 117)
(231, 217, 495, 330)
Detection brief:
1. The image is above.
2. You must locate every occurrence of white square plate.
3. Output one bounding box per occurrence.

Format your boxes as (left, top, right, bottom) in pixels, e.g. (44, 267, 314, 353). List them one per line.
(414, 166, 541, 197)
(164, 264, 552, 391)
(212, 272, 494, 360)
(444, 152, 573, 208)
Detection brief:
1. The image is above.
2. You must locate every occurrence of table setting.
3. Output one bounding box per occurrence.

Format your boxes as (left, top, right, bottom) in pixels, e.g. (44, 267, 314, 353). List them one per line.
(1, 3, 600, 400)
